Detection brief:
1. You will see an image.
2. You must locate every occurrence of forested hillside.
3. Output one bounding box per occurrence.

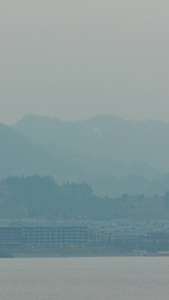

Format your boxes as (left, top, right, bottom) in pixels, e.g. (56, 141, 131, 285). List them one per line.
(0, 176, 169, 220)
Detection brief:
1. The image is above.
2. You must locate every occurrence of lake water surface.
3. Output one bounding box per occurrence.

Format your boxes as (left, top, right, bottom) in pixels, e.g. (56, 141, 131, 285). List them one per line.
(0, 257, 169, 300)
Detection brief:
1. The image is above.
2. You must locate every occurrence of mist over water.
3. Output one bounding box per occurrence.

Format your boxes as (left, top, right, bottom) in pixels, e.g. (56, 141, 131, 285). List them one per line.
(1, 257, 169, 300)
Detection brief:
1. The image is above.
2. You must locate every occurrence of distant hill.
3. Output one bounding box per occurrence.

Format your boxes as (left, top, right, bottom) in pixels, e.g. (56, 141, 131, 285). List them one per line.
(0, 114, 168, 197)
(11, 114, 169, 196)
(0, 122, 62, 181)
(13, 114, 169, 173)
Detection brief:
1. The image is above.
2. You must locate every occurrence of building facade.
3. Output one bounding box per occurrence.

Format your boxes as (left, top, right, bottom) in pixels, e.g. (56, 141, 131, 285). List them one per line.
(0, 223, 88, 247)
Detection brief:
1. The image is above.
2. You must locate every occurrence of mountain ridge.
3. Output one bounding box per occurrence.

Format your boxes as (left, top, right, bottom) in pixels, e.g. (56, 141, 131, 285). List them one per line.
(0, 114, 168, 197)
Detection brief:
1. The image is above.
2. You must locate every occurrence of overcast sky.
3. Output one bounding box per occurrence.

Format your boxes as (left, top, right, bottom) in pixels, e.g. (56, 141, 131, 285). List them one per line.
(1, 0, 169, 125)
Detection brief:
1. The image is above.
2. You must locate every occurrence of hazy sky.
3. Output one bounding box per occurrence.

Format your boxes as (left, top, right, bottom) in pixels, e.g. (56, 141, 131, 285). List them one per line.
(1, 0, 169, 124)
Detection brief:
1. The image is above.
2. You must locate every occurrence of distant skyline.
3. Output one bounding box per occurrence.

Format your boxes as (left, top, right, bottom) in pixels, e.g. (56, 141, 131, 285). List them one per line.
(1, 0, 169, 125)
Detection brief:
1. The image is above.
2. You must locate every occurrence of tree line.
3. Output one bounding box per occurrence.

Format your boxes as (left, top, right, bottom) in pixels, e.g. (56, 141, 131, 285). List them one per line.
(0, 175, 168, 220)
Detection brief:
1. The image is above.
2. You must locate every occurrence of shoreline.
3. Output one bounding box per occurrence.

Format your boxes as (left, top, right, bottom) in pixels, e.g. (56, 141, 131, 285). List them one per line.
(1, 247, 169, 258)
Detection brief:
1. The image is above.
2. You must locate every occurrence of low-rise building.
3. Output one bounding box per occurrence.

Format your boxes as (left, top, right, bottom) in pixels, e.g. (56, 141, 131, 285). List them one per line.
(0, 221, 88, 247)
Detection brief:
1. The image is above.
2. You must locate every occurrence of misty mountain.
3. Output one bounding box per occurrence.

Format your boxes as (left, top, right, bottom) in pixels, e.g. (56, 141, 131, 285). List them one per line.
(0, 122, 63, 181)
(13, 114, 169, 172)
(13, 114, 164, 175)
(10, 114, 169, 197)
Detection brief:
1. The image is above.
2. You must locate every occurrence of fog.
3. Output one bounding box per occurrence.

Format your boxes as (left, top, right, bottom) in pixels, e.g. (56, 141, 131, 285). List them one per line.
(1, 0, 169, 124)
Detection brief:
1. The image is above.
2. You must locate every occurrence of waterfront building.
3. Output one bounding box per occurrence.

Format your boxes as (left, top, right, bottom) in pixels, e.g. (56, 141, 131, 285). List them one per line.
(0, 222, 88, 247)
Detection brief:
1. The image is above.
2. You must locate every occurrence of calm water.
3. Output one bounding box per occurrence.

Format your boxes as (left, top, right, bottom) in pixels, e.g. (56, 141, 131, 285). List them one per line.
(0, 257, 169, 300)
